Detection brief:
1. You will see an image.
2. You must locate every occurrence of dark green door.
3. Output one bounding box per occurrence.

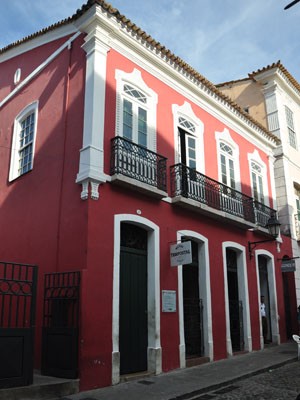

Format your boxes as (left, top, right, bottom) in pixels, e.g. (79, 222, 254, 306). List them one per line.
(227, 249, 243, 352)
(119, 224, 148, 375)
(183, 240, 203, 358)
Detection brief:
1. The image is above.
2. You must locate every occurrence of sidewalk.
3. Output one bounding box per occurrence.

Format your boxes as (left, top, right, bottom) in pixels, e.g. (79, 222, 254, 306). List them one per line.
(57, 341, 299, 400)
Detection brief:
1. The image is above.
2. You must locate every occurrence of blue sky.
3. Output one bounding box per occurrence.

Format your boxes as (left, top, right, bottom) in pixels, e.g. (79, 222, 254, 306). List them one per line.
(1, 0, 300, 84)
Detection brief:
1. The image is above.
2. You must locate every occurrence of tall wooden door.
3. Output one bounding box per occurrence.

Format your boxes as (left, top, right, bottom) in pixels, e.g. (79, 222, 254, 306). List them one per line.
(119, 224, 148, 375)
(227, 249, 243, 352)
(183, 240, 203, 358)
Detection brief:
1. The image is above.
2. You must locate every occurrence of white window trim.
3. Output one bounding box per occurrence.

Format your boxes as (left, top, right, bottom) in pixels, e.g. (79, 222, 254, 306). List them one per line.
(9, 101, 39, 182)
(172, 101, 205, 173)
(115, 68, 158, 152)
(248, 149, 270, 207)
(215, 128, 241, 192)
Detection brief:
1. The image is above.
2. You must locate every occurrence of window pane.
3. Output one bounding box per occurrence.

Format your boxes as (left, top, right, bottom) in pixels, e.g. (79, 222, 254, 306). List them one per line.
(221, 154, 227, 185)
(229, 159, 235, 189)
(138, 107, 147, 147)
(123, 99, 133, 140)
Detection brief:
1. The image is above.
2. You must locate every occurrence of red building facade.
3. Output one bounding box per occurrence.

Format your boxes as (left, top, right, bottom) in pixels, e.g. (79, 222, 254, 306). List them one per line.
(0, 0, 296, 392)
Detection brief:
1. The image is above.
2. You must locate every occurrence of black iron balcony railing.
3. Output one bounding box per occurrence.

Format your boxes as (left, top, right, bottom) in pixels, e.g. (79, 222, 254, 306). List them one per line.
(111, 136, 167, 192)
(170, 163, 276, 227)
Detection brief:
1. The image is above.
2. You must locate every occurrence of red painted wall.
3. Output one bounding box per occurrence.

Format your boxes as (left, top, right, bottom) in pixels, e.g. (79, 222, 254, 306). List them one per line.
(0, 31, 296, 392)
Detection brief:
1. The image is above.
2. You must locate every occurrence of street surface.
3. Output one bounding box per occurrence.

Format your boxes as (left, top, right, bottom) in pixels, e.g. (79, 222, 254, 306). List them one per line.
(173, 361, 300, 400)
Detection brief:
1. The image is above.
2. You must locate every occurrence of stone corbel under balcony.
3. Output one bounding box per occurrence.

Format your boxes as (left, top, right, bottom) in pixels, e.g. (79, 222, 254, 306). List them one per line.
(76, 145, 110, 200)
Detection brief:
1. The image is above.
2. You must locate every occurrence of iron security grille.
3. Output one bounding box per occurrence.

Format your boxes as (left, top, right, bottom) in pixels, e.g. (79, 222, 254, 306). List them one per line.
(111, 136, 167, 191)
(0, 261, 38, 388)
(43, 271, 80, 329)
(42, 271, 80, 379)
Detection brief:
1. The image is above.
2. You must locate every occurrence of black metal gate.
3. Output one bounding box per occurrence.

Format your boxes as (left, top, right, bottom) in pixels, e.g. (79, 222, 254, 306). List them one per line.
(0, 261, 38, 388)
(41, 271, 80, 379)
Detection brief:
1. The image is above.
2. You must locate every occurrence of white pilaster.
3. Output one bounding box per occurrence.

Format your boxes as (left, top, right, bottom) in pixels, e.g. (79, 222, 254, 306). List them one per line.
(76, 25, 110, 200)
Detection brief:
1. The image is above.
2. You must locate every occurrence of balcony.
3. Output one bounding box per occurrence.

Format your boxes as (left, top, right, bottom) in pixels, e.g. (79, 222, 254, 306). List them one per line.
(110, 136, 168, 198)
(170, 163, 276, 230)
(295, 214, 300, 241)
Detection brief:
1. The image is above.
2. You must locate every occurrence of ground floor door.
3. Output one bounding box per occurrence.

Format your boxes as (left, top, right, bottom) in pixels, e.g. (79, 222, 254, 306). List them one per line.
(0, 262, 38, 388)
(282, 272, 293, 339)
(227, 249, 244, 352)
(41, 271, 80, 379)
(119, 223, 148, 375)
(259, 256, 272, 343)
(183, 240, 203, 358)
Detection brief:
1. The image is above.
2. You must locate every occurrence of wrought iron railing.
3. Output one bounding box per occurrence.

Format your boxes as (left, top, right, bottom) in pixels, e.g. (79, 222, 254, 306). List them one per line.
(254, 201, 277, 228)
(111, 136, 167, 192)
(295, 213, 300, 241)
(170, 163, 276, 227)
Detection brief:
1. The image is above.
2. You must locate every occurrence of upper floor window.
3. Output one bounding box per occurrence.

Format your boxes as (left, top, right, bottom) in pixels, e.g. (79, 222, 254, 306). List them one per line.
(285, 106, 297, 149)
(219, 141, 235, 189)
(122, 84, 147, 147)
(115, 69, 157, 151)
(172, 102, 204, 174)
(215, 129, 240, 192)
(9, 101, 38, 182)
(251, 161, 264, 204)
(248, 149, 269, 207)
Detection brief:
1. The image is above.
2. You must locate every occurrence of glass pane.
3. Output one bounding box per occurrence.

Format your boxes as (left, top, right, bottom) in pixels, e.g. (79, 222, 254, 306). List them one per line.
(123, 99, 133, 140)
(229, 159, 235, 189)
(258, 176, 264, 203)
(221, 154, 227, 185)
(138, 107, 147, 147)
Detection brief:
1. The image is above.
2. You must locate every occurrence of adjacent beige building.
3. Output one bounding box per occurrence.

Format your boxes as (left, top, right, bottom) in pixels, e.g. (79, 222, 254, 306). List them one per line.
(217, 61, 300, 306)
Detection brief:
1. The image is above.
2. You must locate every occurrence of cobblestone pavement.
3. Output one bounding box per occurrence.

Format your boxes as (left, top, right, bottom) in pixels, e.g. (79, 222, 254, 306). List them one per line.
(189, 361, 300, 400)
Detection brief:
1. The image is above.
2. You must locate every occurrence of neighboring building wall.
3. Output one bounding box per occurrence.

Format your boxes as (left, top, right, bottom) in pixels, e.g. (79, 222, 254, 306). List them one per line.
(216, 79, 268, 128)
(218, 65, 300, 307)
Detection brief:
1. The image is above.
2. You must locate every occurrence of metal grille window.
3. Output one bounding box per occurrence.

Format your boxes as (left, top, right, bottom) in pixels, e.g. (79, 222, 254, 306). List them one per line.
(285, 106, 297, 149)
(251, 161, 264, 204)
(18, 113, 35, 175)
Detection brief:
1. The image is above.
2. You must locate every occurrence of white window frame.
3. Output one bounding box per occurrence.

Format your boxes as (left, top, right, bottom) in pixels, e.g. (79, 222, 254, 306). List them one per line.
(215, 128, 240, 192)
(115, 68, 157, 151)
(172, 101, 204, 174)
(248, 150, 269, 207)
(9, 101, 39, 182)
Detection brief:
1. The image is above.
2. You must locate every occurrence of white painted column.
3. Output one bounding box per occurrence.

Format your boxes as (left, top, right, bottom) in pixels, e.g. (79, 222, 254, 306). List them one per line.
(76, 26, 110, 200)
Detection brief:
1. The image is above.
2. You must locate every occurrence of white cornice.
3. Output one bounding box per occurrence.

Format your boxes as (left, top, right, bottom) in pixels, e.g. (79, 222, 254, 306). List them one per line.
(0, 24, 77, 63)
(73, 4, 277, 152)
(255, 68, 300, 105)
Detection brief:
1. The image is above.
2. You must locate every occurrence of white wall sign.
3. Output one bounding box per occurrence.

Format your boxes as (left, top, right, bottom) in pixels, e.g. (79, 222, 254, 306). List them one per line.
(162, 290, 176, 312)
(170, 241, 192, 266)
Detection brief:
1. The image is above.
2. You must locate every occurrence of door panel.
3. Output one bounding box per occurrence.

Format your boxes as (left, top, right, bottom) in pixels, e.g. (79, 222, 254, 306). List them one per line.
(120, 247, 148, 374)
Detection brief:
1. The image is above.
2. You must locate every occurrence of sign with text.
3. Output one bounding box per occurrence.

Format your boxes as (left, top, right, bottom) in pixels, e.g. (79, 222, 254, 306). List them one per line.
(170, 241, 192, 266)
(162, 290, 176, 312)
(281, 259, 296, 272)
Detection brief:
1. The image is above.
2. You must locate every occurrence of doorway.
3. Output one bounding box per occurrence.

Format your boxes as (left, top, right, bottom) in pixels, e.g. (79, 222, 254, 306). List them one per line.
(258, 256, 272, 343)
(226, 249, 244, 352)
(183, 240, 203, 359)
(119, 223, 148, 375)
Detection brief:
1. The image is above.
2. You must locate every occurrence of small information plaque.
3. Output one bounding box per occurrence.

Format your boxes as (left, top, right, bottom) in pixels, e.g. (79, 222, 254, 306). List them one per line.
(162, 290, 176, 312)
